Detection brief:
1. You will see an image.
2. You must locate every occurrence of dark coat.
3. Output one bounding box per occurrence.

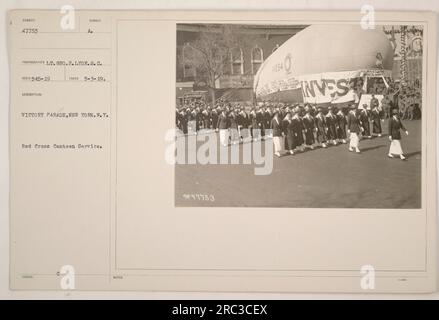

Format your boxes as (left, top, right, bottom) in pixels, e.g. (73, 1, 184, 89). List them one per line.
(359, 109, 371, 136)
(388, 116, 406, 140)
(325, 113, 338, 140)
(370, 108, 382, 134)
(336, 112, 347, 139)
(229, 114, 238, 129)
(211, 111, 219, 129)
(257, 111, 266, 135)
(202, 110, 210, 129)
(178, 112, 188, 134)
(315, 113, 327, 142)
(291, 116, 304, 146)
(250, 112, 259, 129)
(238, 112, 249, 128)
(347, 111, 361, 134)
(256, 111, 265, 128)
(302, 114, 316, 145)
(270, 117, 283, 137)
(217, 114, 230, 130)
(265, 112, 272, 129)
(282, 119, 295, 150)
(194, 111, 201, 131)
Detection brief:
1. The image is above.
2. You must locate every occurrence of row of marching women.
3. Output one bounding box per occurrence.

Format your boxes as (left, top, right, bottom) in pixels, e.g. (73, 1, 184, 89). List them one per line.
(268, 104, 383, 157)
(270, 103, 408, 160)
(176, 102, 276, 135)
(176, 100, 409, 160)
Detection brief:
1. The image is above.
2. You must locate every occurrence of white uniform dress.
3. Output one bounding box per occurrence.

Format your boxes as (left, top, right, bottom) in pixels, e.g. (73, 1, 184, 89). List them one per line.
(389, 140, 403, 155)
(272, 118, 283, 153)
(349, 132, 359, 148)
(219, 129, 229, 147)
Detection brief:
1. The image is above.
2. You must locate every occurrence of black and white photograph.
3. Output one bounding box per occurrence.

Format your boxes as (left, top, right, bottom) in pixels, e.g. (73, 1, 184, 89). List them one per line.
(4, 6, 437, 297)
(175, 23, 423, 208)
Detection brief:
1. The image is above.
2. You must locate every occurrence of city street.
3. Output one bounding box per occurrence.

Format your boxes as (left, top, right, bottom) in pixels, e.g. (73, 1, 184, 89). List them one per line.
(175, 119, 422, 208)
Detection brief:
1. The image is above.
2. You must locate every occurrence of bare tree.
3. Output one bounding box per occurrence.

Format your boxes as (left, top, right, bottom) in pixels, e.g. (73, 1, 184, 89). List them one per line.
(181, 24, 254, 103)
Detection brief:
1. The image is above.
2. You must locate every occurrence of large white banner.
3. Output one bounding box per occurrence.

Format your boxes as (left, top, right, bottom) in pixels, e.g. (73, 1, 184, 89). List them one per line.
(300, 70, 359, 104)
(255, 69, 392, 104)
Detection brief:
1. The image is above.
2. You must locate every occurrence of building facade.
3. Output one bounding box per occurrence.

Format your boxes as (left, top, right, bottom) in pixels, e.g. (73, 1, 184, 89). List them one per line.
(176, 24, 423, 105)
(176, 24, 307, 104)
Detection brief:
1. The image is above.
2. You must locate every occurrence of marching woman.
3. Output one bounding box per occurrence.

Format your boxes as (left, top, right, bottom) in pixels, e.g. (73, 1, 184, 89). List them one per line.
(270, 110, 284, 157)
(203, 108, 212, 130)
(302, 106, 316, 149)
(265, 107, 273, 138)
(250, 108, 260, 141)
(325, 106, 338, 145)
(193, 108, 201, 134)
(178, 109, 188, 134)
(256, 107, 265, 139)
(359, 106, 372, 139)
(211, 107, 219, 131)
(291, 109, 305, 152)
(217, 109, 230, 147)
(315, 107, 328, 148)
(347, 104, 361, 153)
(282, 112, 295, 155)
(388, 109, 409, 160)
(237, 108, 249, 142)
(336, 108, 347, 144)
(370, 104, 383, 137)
(229, 110, 239, 145)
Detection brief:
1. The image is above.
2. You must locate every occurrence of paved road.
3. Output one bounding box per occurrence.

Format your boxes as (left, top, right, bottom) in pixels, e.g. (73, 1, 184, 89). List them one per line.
(175, 119, 421, 208)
